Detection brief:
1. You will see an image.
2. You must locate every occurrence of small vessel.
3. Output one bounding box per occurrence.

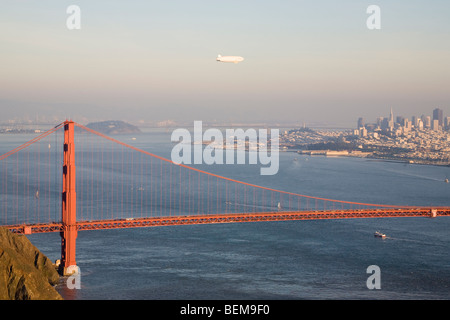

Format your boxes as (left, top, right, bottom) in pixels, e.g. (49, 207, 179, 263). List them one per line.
(277, 202, 282, 209)
(35, 190, 39, 199)
(374, 231, 386, 238)
(445, 178, 449, 183)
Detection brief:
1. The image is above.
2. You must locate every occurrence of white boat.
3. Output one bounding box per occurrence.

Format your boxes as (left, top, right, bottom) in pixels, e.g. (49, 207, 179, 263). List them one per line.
(374, 231, 386, 238)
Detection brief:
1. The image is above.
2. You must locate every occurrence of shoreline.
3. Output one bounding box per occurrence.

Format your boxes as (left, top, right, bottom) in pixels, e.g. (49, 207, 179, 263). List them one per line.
(287, 149, 450, 168)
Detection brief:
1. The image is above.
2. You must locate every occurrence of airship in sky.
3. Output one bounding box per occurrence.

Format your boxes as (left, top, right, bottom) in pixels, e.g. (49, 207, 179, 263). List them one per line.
(216, 54, 244, 63)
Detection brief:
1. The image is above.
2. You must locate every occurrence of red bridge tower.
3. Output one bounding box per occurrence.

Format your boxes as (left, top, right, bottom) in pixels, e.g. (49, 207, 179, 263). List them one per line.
(60, 120, 79, 276)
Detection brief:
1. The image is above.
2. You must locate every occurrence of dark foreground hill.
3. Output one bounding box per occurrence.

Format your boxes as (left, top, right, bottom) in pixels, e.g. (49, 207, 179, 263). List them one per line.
(0, 228, 62, 300)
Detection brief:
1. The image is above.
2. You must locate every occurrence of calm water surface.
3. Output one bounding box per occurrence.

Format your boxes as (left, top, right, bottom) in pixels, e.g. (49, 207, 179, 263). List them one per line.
(2, 129, 449, 299)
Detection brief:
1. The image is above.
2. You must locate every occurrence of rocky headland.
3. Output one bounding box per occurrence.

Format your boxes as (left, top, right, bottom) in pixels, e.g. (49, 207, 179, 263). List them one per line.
(0, 228, 62, 300)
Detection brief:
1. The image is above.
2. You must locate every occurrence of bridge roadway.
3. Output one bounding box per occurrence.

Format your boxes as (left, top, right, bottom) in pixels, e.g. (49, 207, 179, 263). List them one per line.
(5, 207, 450, 235)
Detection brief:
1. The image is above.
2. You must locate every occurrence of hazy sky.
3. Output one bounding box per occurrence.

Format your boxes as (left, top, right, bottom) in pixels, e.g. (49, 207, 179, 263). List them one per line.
(1, 0, 450, 126)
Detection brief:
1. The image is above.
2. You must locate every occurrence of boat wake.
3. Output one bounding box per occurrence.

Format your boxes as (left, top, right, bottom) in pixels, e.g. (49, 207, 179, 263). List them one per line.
(382, 236, 447, 248)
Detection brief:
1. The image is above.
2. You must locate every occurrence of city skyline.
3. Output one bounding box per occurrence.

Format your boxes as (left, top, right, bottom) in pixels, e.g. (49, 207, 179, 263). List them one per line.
(1, 1, 450, 126)
(357, 107, 449, 130)
(3, 106, 448, 129)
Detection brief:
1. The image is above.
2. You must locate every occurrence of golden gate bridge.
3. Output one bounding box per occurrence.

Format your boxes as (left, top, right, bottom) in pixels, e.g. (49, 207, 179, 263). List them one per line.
(1, 120, 449, 275)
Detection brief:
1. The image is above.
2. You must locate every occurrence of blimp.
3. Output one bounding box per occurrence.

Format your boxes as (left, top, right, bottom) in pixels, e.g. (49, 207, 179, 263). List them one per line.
(216, 54, 244, 64)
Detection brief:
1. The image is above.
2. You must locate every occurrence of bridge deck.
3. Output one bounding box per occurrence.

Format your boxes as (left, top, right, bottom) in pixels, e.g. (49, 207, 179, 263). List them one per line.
(6, 207, 450, 234)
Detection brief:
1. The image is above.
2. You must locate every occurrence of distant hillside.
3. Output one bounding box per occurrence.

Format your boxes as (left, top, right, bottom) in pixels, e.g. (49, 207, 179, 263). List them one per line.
(0, 228, 62, 300)
(85, 120, 141, 135)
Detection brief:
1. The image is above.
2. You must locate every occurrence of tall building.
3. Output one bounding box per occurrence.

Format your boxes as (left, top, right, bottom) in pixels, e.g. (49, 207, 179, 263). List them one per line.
(417, 119, 424, 130)
(433, 108, 443, 127)
(421, 114, 426, 125)
(388, 108, 394, 130)
(423, 116, 431, 128)
(432, 119, 440, 131)
(360, 127, 367, 137)
(357, 117, 364, 129)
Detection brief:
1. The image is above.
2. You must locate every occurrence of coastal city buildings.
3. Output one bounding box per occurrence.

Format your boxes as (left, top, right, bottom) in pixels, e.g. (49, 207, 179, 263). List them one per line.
(350, 108, 449, 164)
(281, 108, 450, 166)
